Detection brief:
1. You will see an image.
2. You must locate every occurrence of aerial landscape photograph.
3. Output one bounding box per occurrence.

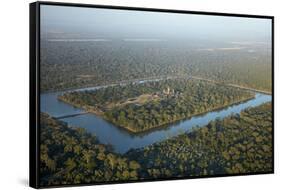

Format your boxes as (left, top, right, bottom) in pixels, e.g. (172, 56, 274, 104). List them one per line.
(39, 4, 273, 186)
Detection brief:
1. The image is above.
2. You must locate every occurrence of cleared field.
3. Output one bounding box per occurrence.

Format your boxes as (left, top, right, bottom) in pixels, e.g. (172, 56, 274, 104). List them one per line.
(106, 94, 161, 109)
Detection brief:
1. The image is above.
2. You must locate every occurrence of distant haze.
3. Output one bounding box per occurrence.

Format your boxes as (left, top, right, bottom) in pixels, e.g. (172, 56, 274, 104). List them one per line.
(41, 5, 271, 43)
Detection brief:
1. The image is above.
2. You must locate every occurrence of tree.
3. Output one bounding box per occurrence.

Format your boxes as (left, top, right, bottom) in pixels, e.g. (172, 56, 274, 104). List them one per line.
(129, 161, 140, 170)
(65, 158, 77, 171)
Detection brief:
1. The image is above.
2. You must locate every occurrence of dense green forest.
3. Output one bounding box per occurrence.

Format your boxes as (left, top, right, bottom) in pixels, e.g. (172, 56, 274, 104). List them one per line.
(39, 9, 273, 187)
(59, 78, 254, 132)
(40, 113, 141, 186)
(40, 103, 272, 185)
(41, 41, 272, 92)
(126, 103, 273, 178)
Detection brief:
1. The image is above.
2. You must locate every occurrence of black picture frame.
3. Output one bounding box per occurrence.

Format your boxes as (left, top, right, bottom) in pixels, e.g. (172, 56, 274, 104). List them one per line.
(30, 1, 274, 188)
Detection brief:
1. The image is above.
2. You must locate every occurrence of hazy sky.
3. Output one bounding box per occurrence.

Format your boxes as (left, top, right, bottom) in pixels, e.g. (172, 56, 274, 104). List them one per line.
(41, 5, 271, 42)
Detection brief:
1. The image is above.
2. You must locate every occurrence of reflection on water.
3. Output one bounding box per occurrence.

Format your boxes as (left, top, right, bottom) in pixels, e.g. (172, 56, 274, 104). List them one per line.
(41, 89, 271, 153)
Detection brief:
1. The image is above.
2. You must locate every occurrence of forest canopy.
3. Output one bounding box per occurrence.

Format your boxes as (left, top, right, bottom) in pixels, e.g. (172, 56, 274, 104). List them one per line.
(58, 78, 255, 132)
(41, 41, 272, 93)
(126, 102, 273, 178)
(40, 113, 141, 186)
(40, 102, 272, 185)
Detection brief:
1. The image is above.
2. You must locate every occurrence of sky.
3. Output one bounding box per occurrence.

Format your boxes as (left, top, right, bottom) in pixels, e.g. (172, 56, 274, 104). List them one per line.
(41, 5, 272, 42)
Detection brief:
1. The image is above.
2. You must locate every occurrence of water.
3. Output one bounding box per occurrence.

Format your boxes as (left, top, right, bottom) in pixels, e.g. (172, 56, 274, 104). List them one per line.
(41, 88, 271, 154)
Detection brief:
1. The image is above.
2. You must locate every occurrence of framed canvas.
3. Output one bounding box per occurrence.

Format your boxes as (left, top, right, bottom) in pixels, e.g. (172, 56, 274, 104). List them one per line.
(29, 1, 274, 188)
